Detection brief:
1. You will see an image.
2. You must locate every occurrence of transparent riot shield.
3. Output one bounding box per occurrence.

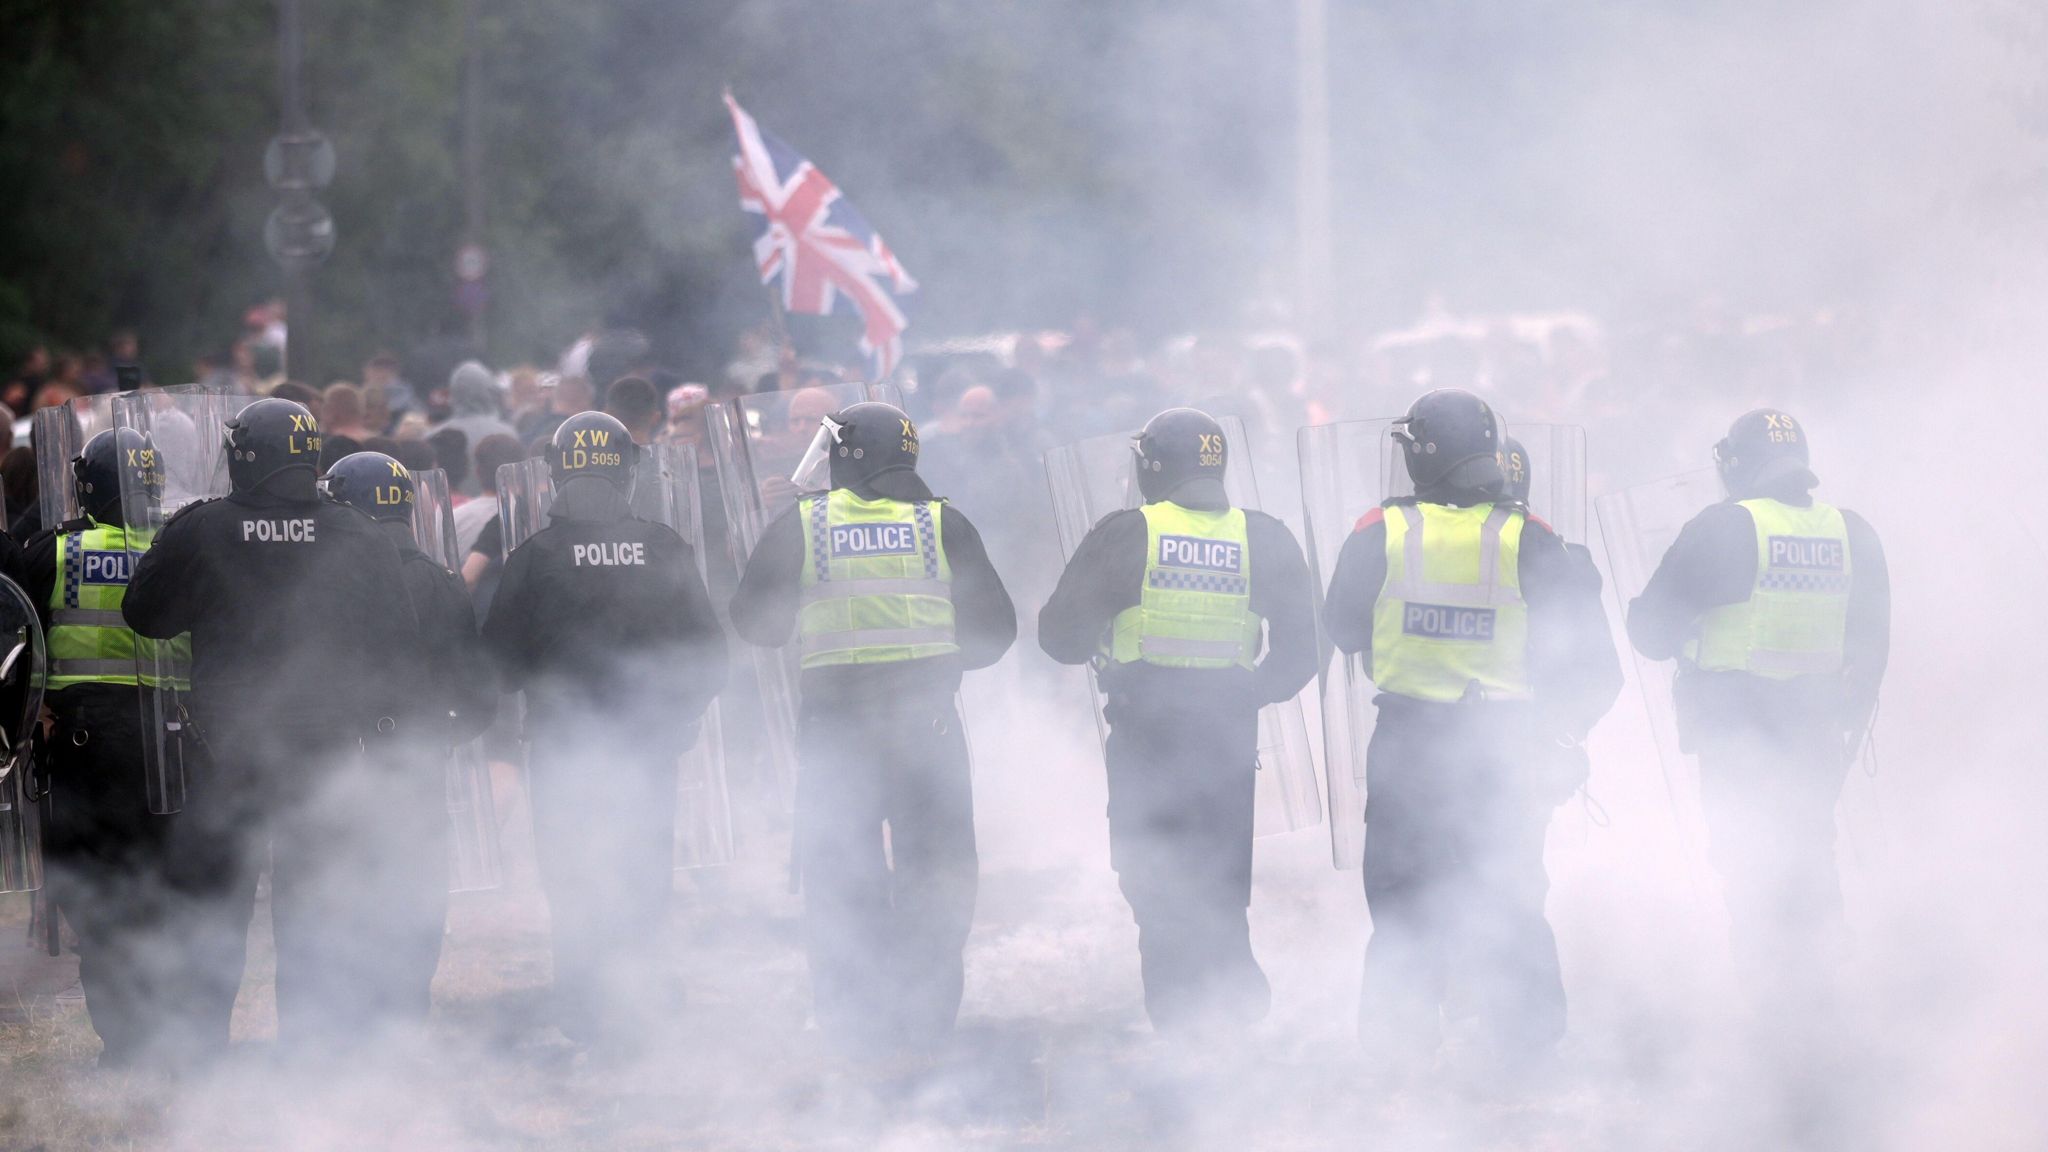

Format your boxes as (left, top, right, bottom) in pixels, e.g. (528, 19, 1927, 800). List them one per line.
(496, 447, 733, 870)
(34, 397, 112, 529)
(1043, 417, 1324, 838)
(704, 382, 901, 803)
(0, 573, 48, 893)
(405, 467, 503, 893)
(111, 388, 237, 815)
(1297, 419, 1393, 868)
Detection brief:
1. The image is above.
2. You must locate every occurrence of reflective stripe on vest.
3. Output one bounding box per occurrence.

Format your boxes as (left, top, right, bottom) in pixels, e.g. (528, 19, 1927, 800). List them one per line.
(797, 490, 958, 667)
(1686, 498, 1851, 679)
(49, 524, 192, 691)
(1108, 503, 1260, 670)
(1370, 503, 1531, 702)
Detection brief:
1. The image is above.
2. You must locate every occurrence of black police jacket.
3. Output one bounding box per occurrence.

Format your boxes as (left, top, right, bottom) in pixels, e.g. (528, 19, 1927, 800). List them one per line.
(1323, 491, 1622, 740)
(122, 475, 430, 741)
(1036, 479, 1320, 720)
(728, 470, 1017, 709)
(480, 488, 726, 740)
(1625, 485, 1889, 739)
(379, 520, 497, 746)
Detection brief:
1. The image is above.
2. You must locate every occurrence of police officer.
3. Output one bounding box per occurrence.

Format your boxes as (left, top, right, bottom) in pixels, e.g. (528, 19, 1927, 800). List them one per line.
(1038, 408, 1317, 1034)
(324, 451, 497, 1022)
(729, 401, 1015, 1056)
(1323, 389, 1619, 1078)
(22, 429, 190, 1067)
(1625, 410, 1889, 1013)
(481, 412, 727, 1050)
(124, 397, 431, 1056)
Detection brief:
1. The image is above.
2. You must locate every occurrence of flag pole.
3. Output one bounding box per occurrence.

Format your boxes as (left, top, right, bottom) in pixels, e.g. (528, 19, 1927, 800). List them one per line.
(764, 281, 795, 362)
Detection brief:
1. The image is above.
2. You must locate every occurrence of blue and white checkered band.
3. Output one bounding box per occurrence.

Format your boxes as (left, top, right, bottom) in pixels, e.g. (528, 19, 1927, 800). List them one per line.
(808, 497, 831, 583)
(80, 550, 133, 586)
(62, 536, 84, 608)
(1761, 534, 1849, 592)
(1403, 603, 1497, 641)
(912, 501, 939, 578)
(1148, 567, 1248, 594)
(829, 521, 918, 559)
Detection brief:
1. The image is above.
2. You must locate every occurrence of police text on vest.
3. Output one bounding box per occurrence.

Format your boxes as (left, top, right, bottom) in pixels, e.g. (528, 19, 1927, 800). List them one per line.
(1404, 603, 1495, 641)
(1157, 534, 1241, 572)
(1767, 536, 1844, 570)
(830, 523, 917, 558)
(81, 550, 133, 584)
(572, 542, 647, 566)
(242, 519, 316, 542)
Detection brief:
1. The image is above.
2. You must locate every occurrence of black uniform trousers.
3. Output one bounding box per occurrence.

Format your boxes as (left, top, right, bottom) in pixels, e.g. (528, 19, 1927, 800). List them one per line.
(795, 690, 976, 1054)
(1358, 696, 1566, 1066)
(1102, 696, 1268, 1034)
(42, 691, 199, 1067)
(1694, 707, 1850, 1016)
(526, 720, 680, 1046)
(192, 722, 448, 1052)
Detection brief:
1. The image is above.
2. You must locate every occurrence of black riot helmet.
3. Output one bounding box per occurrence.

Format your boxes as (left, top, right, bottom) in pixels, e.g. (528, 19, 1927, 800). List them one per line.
(548, 411, 639, 492)
(1499, 436, 1531, 505)
(74, 428, 161, 528)
(322, 451, 415, 524)
(1392, 388, 1502, 495)
(822, 401, 919, 489)
(225, 397, 323, 493)
(1133, 407, 1227, 502)
(1714, 408, 1816, 497)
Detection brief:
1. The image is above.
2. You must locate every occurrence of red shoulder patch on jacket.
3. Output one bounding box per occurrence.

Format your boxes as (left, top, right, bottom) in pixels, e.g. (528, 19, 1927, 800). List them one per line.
(1525, 512, 1553, 533)
(1352, 507, 1385, 533)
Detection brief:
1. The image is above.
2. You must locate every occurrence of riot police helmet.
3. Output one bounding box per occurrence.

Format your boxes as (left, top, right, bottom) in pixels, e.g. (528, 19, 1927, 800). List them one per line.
(1499, 435, 1532, 505)
(548, 411, 639, 493)
(1392, 388, 1502, 495)
(322, 451, 415, 524)
(74, 427, 161, 528)
(225, 397, 323, 493)
(818, 401, 920, 489)
(1714, 408, 1816, 496)
(1133, 407, 1227, 502)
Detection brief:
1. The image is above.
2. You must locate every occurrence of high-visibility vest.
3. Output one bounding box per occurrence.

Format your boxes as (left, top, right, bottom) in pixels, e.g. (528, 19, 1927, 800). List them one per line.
(48, 523, 191, 692)
(1686, 498, 1851, 679)
(797, 489, 958, 668)
(1370, 502, 1531, 702)
(1107, 502, 1260, 670)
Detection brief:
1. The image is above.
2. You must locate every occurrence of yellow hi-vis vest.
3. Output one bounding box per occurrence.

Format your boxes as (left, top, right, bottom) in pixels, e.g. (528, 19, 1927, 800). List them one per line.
(1371, 502, 1531, 702)
(48, 524, 191, 692)
(797, 489, 958, 668)
(1107, 502, 1260, 669)
(1686, 498, 1851, 679)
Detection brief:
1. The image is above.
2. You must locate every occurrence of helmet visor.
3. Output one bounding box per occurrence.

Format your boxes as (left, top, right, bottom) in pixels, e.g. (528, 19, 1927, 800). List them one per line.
(789, 415, 844, 490)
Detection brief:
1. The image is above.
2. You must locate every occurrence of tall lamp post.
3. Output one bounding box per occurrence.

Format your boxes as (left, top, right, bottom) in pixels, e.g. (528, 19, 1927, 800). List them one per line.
(265, 0, 336, 383)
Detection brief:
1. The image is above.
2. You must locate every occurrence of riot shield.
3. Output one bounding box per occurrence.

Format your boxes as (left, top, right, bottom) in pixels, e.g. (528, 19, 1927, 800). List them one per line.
(0, 573, 48, 893)
(404, 467, 504, 893)
(704, 382, 901, 802)
(1043, 417, 1324, 838)
(1297, 419, 1393, 868)
(111, 389, 237, 815)
(495, 446, 733, 870)
(34, 397, 112, 529)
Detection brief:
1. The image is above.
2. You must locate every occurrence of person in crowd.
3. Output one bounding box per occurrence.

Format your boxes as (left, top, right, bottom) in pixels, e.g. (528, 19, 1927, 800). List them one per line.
(521, 373, 594, 448)
(124, 398, 432, 1057)
(602, 376, 662, 447)
(271, 381, 325, 425)
(1039, 408, 1318, 1035)
(1322, 388, 1620, 1083)
(458, 434, 523, 565)
(427, 427, 472, 501)
(1625, 410, 1889, 1025)
(441, 361, 516, 454)
(729, 401, 1015, 1056)
(482, 413, 726, 1053)
(4, 445, 41, 537)
(321, 383, 373, 441)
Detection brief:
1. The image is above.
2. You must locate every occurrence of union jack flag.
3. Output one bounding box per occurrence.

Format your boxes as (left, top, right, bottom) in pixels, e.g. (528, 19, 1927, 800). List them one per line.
(726, 92, 917, 378)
